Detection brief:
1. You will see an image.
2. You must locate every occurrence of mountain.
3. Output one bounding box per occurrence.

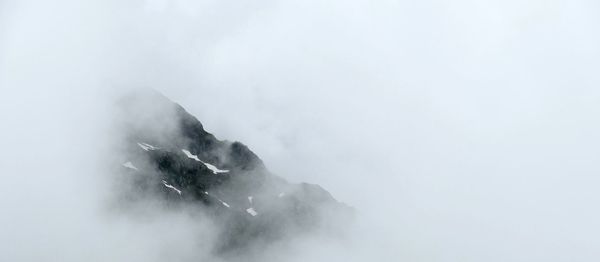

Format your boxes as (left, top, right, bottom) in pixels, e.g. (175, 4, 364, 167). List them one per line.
(113, 90, 353, 256)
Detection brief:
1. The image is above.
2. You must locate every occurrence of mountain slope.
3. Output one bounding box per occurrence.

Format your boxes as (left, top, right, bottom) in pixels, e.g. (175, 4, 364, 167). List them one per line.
(114, 90, 353, 254)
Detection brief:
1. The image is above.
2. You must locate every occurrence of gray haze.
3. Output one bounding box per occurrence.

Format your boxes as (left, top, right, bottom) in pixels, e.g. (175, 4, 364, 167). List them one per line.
(1, 0, 599, 261)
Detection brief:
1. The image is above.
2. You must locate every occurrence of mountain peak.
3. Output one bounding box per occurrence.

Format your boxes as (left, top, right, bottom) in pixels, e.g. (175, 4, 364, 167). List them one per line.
(114, 90, 353, 254)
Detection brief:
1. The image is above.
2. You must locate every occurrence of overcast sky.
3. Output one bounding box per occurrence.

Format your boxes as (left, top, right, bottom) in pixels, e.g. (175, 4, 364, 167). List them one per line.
(1, 0, 599, 261)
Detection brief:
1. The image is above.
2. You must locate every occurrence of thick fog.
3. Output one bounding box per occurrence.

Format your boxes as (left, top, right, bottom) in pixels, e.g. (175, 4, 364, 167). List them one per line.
(1, 0, 599, 261)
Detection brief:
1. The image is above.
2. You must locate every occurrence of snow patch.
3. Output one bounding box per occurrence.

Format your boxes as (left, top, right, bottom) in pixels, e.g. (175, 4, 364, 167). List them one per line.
(208, 194, 231, 208)
(161, 180, 182, 195)
(248, 196, 253, 204)
(203, 162, 229, 175)
(278, 192, 285, 198)
(181, 149, 230, 174)
(181, 149, 201, 161)
(246, 208, 258, 216)
(137, 142, 158, 151)
(122, 161, 138, 170)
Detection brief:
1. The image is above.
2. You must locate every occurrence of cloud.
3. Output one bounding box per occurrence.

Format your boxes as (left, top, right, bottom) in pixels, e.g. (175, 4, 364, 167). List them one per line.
(1, 0, 599, 261)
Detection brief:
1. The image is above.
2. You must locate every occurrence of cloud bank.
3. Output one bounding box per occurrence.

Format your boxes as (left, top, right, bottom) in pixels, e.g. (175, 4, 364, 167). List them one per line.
(1, 0, 599, 261)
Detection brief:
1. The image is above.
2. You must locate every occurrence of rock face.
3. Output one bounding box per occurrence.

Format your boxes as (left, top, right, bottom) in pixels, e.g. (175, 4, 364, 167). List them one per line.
(115, 90, 352, 254)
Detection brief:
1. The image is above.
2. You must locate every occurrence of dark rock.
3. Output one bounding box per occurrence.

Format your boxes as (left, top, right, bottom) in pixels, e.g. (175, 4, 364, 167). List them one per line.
(115, 90, 353, 254)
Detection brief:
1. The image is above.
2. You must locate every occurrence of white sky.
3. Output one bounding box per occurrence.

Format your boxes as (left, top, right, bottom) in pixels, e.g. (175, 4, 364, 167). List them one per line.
(1, 0, 599, 261)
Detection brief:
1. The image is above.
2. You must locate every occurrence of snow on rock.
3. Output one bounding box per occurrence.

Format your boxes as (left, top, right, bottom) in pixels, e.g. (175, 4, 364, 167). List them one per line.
(161, 180, 182, 195)
(181, 149, 201, 161)
(246, 208, 258, 216)
(204, 191, 230, 208)
(221, 201, 230, 208)
(122, 161, 138, 170)
(181, 149, 230, 174)
(137, 142, 158, 151)
(203, 162, 229, 175)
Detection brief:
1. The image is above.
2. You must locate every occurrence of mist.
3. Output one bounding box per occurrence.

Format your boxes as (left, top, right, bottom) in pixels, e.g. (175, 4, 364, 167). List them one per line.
(1, 0, 599, 261)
